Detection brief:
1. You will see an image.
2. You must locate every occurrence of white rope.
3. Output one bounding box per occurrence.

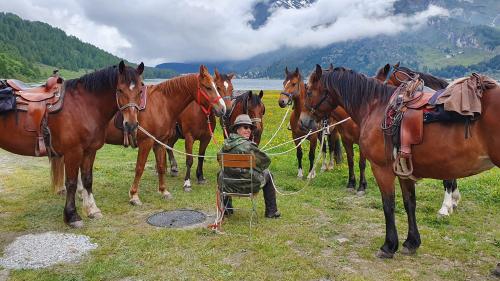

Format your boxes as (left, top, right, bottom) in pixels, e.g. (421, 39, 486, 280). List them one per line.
(262, 117, 351, 152)
(266, 131, 311, 156)
(138, 125, 218, 158)
(271, 121, 328, 196)
(260, 105, 291, 150)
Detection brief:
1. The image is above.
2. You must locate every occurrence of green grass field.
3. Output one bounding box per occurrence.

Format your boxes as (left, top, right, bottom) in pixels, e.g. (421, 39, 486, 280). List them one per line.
(0, 91, 499, 281)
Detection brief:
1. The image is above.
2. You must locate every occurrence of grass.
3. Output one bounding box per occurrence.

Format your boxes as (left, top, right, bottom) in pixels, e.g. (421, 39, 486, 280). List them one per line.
(0, 91, 499, 280)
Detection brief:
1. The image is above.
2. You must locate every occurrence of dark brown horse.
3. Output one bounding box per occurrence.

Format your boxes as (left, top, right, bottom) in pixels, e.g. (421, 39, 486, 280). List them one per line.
(279, 67, 343, 180)
(165, 69, 234, 191)
(68, 65, 225, 206)
(376, 63, 460, 216)
(227, 90, 266, 145)
(3, 61, 144, 228)
(300, 64, 500, 258)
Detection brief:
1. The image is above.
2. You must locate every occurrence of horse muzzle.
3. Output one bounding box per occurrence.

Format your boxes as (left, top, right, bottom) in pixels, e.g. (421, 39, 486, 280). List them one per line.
(123, 121, 139, 148)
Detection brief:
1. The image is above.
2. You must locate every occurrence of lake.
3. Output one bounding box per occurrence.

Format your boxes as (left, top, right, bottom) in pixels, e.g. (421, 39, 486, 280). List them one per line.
(144, 78, 284, 91)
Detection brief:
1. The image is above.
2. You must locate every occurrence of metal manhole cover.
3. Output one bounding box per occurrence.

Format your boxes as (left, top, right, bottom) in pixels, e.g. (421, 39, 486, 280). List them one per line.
(147, 209, 207, 228)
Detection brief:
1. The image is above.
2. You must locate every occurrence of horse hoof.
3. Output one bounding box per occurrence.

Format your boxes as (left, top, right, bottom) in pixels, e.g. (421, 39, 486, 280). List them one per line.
(69, 220, 84, 229)
(198, 179, 207, 185)
(56, 189, 66, 196)
(375, 249, 394, 259)
(88, 211, 103, 220)
(401, 246, 417, 256)
(346, 188, 356, 194)
(356, 190, 366, 196)
(184, 187, 192, 192)
(161, 192, 173, 200)
(129, 198, 143, 206)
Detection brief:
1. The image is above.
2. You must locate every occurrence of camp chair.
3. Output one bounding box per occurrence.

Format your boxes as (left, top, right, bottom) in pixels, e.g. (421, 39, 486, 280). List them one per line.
(216, 153, 258, 231)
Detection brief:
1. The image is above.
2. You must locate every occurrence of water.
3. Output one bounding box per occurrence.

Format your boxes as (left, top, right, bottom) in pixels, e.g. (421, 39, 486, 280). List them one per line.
(144, 78, 284, 90)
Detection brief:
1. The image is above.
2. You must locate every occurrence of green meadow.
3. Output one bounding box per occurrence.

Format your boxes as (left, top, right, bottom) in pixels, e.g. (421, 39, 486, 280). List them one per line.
(0, 91, 499, 281)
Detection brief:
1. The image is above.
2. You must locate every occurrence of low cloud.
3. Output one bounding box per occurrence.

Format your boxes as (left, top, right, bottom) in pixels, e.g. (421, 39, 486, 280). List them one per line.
(1, 0, 448, 65)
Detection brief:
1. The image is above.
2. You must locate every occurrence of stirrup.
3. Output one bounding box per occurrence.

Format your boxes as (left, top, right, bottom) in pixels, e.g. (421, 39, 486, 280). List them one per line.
(393, 153, 414, 178)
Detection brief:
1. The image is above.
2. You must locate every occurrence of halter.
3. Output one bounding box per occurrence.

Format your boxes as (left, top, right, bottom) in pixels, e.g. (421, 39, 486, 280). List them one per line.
(196, 75, 223, 116)
(116, 85, 147, 112)
(305, 88, 337, 114)
(280, 79, 301, 106)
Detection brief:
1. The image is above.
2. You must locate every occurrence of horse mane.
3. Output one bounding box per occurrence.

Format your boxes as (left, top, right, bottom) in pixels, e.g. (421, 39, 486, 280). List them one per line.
(396, 66, 449, 89)
(153, 73, 197, 95)
(65, 64, 138, 93)
(323, 67, 396, 111)
(234, 91, 263, 114)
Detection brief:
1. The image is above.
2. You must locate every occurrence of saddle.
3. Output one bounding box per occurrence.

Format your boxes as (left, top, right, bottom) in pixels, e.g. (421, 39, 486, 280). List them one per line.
(382, 77, 433, 179)
(4, 71, 65, 156)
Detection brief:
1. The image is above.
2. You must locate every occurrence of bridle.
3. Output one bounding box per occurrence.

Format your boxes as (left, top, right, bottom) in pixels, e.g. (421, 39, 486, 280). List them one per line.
(280, 78, 301, 106)
(116, 84, 147, 112)
(305, 87, 337, 115)
(196, 74, 223, 116)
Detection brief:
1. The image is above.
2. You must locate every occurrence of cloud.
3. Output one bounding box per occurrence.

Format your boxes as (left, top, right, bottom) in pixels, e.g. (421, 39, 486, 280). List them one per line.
(1, 0, 448, 65)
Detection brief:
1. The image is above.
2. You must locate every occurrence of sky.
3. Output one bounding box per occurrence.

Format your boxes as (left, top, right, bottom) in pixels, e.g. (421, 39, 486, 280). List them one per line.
(2, 0, 448, 66)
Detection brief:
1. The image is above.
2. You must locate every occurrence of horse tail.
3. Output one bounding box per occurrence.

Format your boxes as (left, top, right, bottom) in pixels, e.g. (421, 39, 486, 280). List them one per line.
(50, 156, 65, 194)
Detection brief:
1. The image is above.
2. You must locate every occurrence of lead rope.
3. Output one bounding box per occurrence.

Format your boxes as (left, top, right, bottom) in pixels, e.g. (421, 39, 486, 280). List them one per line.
(260, 105, 291, 150)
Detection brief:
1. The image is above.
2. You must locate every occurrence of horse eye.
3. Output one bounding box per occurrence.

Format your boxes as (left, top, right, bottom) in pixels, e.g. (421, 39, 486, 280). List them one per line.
(205, 86, 211, 91)
(292, 83, 296, 87)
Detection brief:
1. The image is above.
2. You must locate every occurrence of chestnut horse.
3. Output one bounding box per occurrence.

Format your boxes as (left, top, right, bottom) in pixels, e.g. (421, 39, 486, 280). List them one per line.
(52, 65, 227, 205)
(165, 69, 234, 191)
(279, 67, 343, 180)
(375, 63, 460, 217)
(300, 64, 500, 259)
(4, 61, 144, 227)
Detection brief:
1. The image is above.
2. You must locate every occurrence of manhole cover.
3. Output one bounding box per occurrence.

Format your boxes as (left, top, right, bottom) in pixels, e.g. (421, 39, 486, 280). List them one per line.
(147, 209, 207, 228)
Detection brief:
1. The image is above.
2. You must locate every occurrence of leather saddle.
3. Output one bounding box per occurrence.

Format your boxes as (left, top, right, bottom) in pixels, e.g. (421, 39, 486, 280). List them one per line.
(6, 72, 65, 156)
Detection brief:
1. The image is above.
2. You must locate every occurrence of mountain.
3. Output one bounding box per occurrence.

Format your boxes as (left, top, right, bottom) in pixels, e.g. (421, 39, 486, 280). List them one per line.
(157, 0, 500, 80)
(0, 12, 176, 81)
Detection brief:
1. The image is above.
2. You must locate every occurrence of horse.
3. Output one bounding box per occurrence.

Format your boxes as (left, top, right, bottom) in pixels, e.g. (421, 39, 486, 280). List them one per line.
(300, 64, 500, 259)
(2, 61, 144, 228)
(226, 90, 266, 145)
(279, 67, 343, 180)
(375, 63, 460, 216)
(165, 69, 234, 191)
(53, 65, 226, 206)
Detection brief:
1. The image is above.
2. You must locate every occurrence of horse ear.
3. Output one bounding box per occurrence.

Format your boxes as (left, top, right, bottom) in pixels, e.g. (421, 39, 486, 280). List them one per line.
(227, 73, 235, 80)
(328, 63, 334, 71)
(383, 63, 390, 75)
(259, 90, 264, 98)
(394, 61, 400, 68)
(294, 67, 299, 75)
(119, 60, 125, 74)
(137, 62, 144, 75)
(248, 90, 253, 98)
(214, 67, 220, 78)
(199, 65, 208, 77)
(315, 64, 322, 79)
(285, 66, 289, 75)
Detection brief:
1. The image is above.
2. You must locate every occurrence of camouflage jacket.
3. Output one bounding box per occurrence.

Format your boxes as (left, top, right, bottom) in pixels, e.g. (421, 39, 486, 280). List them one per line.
(218, 133, 271, 194)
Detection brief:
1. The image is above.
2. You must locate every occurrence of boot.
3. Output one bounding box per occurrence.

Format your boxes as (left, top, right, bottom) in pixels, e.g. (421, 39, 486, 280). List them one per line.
(223, 196, 233, 216)
(262, 172, 280, 218)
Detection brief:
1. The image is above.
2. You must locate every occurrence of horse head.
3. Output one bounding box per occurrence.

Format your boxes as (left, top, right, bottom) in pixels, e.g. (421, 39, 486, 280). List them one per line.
(213, 68, 235, 109)
(196, 65, 226, 117)
(247, 90, 265, 145)
(279, 67, 302, 108)
(115, 60, 145, 148)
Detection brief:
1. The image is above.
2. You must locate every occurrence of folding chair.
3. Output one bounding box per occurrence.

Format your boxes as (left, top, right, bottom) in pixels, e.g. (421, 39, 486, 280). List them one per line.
(216, 153, 258, 231)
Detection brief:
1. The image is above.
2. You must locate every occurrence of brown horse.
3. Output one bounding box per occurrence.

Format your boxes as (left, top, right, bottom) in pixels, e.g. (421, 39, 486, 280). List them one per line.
(2, 61, 144, 227)
(376, 63, 460, 216)
(227, 90, 266, 145)
(300, 64, 500, 258)
(165, 69, 234, 191)
(279, 67, 343, 180)
(65, 65, 225, 206)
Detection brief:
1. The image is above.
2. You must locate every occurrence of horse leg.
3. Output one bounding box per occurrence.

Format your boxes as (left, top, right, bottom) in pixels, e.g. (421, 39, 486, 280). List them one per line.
(450, 180, 460, 209)
(80, 150, 102, 219)
(154, 143, 172, 200)
(307, 137, 317, 179)
(167, 136, 179, 177)
(333, 134, 343, 165)
(63, 151, 83, 228)
(129, 139, 154, 206)
(344, 141, 356, 192)
(399, 178, 421, 255)
(296, 140, 304, 179)
(357, 149, 368, 196)
(196, 137, 210, 185)
(372, 164, 398, 258)
(183, 135, 194, 192)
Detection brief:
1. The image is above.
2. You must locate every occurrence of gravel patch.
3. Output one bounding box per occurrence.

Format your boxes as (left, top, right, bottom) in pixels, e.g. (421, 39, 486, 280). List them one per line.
(0, 232, 97, 269)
